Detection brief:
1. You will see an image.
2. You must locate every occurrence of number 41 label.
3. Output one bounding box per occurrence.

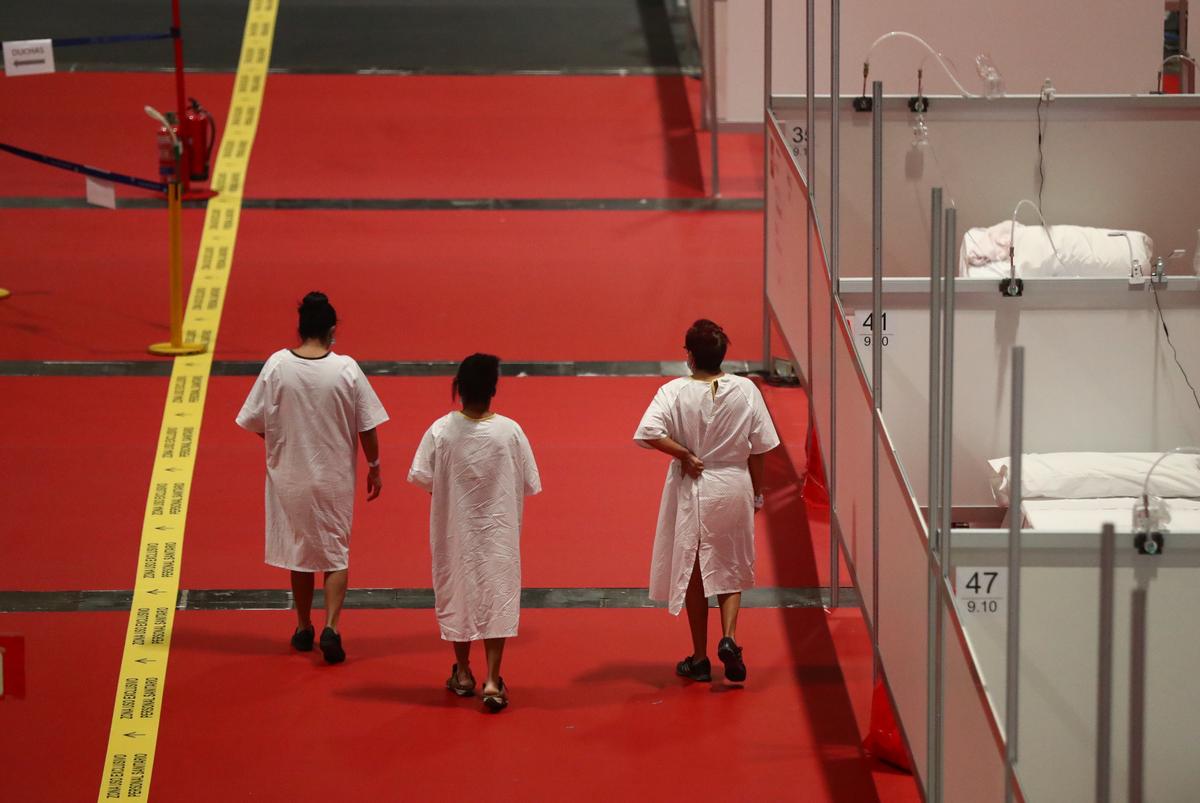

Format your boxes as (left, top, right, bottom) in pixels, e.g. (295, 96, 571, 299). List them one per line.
(852, 310, 893, 348)
(954, 567, 1007, 615)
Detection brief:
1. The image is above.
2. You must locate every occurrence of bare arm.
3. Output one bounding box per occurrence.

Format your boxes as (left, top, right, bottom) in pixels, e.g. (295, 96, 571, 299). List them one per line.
(359, 427, 382, 501)
(748, 452, 765, 496)
(748, 451, 768, 506)
(641, 436, 704, 479)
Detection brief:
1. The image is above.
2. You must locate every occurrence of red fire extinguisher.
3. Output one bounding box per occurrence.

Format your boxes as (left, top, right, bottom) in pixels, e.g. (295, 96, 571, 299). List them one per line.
(155, 98, 217, 182)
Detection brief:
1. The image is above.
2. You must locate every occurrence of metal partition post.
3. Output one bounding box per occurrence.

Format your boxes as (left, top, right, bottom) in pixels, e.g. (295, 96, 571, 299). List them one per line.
(827, 0, 841, 609)
(925, 187, 944, 799)
(804, 0, 815, 385)
(706, 0, 720, 197)
(1096, 524, 1116, 803)
(870, 80, 883, 667)
(1004, 346, 1025, 803)
(938, 208, 956, 570)
(761, 0, 772, 370)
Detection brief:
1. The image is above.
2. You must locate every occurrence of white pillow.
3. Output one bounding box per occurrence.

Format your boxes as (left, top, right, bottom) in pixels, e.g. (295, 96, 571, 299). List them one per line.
(988, 452, 1200, 505)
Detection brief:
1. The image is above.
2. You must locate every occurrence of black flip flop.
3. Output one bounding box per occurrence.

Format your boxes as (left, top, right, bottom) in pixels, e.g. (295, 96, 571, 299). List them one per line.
(446, 663, 476, 697)
(482, 679, 508, 712)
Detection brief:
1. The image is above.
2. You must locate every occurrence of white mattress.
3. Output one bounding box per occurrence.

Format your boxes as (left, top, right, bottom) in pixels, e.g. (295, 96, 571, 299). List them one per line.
(1021, 498, 1200, 533)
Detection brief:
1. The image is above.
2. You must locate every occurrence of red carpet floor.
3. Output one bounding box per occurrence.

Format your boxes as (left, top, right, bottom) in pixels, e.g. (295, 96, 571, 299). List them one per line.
(0, 609, 915, 802)
(0, 74, 761, 200)
(2, 376, 817, 592)
(0, 209, 763, 362)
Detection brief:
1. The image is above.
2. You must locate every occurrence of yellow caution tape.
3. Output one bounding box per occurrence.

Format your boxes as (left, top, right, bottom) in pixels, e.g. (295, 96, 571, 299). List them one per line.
(97, 1, 278, 799)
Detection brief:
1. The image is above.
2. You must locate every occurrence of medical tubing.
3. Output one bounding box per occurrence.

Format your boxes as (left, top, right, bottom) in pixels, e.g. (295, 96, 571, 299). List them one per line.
(864, 31, 978, 98)
(1140, 447, 1200, 515)
(1007, 198, 1068, 282)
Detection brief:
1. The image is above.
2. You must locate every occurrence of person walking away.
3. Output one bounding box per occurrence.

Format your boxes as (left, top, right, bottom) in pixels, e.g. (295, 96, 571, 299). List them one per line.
(236, 292, 388, 664)
(408, 353, 541, 712)
(634, 319, 779, 683)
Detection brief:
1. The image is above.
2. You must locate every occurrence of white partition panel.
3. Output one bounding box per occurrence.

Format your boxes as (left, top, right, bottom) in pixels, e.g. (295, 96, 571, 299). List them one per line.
(765, 120, 811, 381)
(950, 531, 1200, 803)
(775, 96, 1200, 281)
(839, 284, 1200, 506)
(808, 213, 833, 462)
(875, 428, 931, 785)
(940, 592, 1011, 802)
(834, 314, 875, 619)
(717, 0, 1163, 124)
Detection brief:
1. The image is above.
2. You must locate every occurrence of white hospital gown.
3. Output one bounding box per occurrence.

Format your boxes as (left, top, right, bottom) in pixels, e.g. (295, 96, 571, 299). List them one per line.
(408, 413, 541, 641)
(634, 375, 780, 615)
(235, 349, 389, 572)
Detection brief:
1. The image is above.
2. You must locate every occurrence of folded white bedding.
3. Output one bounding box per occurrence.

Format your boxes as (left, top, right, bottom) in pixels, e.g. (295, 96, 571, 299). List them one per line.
(1022, 497, 1200, 532)
(960, 222, 1154, 279)
(989, 452, 1200, 506)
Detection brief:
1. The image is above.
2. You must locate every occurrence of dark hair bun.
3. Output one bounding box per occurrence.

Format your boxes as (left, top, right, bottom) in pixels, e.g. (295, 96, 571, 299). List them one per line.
(685, 318, 730, 372)
(298, 291, 337, 340)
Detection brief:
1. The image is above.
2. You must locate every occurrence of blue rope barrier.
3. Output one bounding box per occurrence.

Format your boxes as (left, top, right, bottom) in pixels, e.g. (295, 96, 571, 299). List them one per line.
(51, 31, 176, 48)
(0, 143, 167, 194)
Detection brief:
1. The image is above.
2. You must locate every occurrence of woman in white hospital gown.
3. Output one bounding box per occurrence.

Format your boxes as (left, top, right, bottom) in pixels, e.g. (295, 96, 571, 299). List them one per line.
(236, 292, 389, 665)
(634, 319, 779, 684)
(408, 353, 540, 712)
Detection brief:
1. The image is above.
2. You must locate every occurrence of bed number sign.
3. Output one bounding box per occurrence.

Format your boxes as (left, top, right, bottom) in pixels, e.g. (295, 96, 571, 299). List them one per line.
(852, 311, 892, 348)
(954, 567, 1007, 616)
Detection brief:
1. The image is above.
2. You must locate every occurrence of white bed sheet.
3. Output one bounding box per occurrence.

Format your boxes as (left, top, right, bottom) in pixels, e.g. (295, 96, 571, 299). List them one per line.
(1022, 498, 1200, 533)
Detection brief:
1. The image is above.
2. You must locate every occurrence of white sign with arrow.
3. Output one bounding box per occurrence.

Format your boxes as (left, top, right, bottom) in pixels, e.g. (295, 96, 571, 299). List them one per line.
(3, 39, 55, 77)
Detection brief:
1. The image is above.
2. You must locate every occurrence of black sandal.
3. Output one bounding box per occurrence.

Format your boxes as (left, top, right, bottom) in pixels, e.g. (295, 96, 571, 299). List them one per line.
(482, 679, 508, 712)
(446, 664, 476, 697)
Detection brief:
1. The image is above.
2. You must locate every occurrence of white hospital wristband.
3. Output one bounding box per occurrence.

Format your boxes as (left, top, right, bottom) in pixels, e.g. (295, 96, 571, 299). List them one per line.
(367, 459, 381, 468)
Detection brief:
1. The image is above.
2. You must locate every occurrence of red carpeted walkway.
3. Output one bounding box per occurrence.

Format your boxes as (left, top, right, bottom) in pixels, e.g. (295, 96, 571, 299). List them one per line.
(0, 74, 761, 200)
(0, 18, 916, 800)
(0, 209, 762, 362)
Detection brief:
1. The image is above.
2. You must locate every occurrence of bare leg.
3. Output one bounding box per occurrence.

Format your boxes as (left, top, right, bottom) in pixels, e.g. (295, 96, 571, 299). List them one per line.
(453, 641, 474, 686)
(717, 592, 742, 640)
(684, 555, 709, 660)
(482, 638, 506, 695)
(323, 569, 348, 631)
(290, 571, 315, 630)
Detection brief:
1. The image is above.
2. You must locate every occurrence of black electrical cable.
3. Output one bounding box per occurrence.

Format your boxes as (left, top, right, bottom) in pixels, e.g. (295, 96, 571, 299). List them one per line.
(1035, 96, 1047, 212)
(1151, 282, 1200, 414)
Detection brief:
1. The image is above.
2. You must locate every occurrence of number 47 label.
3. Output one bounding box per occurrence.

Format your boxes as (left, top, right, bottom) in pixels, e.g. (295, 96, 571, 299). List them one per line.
(851, 310, 893, 348)
(954, 567, 1008, 615)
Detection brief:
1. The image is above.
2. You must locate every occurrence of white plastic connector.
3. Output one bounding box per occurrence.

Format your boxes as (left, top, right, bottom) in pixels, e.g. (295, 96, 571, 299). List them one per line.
(1040, 78, 1056, 102)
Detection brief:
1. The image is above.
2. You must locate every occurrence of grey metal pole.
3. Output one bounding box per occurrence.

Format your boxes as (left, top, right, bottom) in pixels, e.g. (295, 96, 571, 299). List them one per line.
(804, 0, 815, 387)
(761, 0, 773, 372)
(925, 187, 944, 797)
(1096, 523, 1116, 803)
(870, 80, 883, 669)
(938, 208, 956, 570)
(828, 0, 841, 610)
(1004, 345, 1025, 803)
(1128, 584, 1148, 803)
(707, 0, 720, 198)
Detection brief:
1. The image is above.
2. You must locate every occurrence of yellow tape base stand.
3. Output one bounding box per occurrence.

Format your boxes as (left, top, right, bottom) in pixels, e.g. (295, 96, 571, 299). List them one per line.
(97, 2, 278, 800)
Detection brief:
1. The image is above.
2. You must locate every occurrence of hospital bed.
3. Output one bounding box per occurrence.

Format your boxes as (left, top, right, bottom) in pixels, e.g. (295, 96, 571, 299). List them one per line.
(987, 451, 1200, 532)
